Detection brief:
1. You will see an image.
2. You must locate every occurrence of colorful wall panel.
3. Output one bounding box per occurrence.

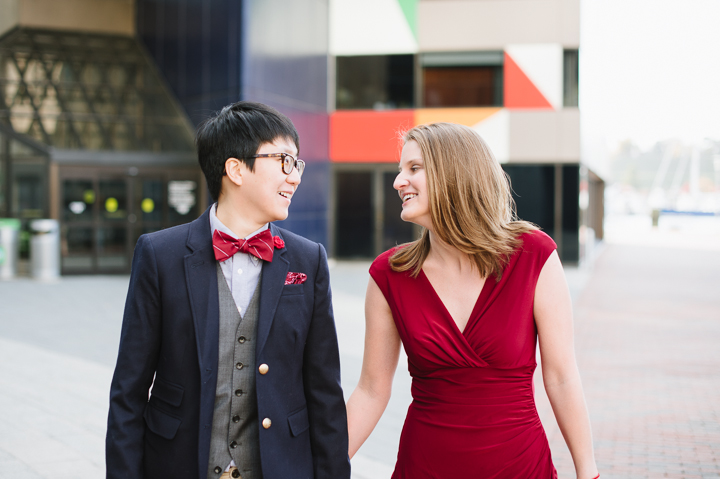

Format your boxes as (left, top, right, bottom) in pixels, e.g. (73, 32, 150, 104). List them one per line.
(330, 108, 510, 163)
(330, 108, 581, 165)
(330, 110, 414, 162)
(504, 44, 563, 110)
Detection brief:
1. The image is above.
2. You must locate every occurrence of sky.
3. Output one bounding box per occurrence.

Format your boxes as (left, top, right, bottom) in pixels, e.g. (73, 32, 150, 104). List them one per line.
(580, 0, 720, 150)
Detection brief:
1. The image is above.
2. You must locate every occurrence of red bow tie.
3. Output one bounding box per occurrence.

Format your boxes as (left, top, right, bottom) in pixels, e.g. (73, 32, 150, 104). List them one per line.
(212, 229, 275, 263)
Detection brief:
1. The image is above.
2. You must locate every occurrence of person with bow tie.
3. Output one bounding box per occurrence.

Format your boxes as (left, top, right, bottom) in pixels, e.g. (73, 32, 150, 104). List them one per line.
(106, 102, 350, 479)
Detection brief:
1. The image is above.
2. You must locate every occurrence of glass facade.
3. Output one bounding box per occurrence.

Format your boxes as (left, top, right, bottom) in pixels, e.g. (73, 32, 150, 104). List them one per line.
(0, 27, 200, 273)
(0, 28, 195, 152)
(336, 55, 414, 110)
(0, 125, 49, 221)
(136, 0, 244, 127)
(335, 171, 373, 258)
(242, 0, 331, 246)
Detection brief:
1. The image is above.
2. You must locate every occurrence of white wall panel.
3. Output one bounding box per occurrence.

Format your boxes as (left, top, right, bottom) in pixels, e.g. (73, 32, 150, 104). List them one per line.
(473, 110, 509, 163)
(330, 0, 417, 55)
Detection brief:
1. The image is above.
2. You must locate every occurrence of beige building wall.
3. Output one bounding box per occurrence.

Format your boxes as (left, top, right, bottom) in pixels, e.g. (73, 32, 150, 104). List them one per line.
(418, 0, 579, 51)
(507, 109, 580, 163)
(0, 0, 20, 37)
(0, 0, 134, 37)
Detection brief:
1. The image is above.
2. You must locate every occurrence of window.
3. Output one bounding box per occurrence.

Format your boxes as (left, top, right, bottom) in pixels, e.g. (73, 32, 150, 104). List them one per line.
(336, 55, 414, 110)
(420, 51, 504, 107)
(563, 49, 579, 107)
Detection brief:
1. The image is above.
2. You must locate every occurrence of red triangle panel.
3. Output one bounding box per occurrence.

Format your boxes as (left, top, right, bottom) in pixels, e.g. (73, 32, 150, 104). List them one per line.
(504, 53, 553, 109)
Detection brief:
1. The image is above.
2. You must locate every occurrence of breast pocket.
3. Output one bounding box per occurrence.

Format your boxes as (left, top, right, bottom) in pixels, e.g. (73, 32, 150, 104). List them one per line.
(281, 284, 305, 296)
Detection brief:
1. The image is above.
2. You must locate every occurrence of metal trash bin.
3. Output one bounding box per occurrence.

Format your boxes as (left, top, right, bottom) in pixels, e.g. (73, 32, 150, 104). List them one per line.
(0, 218, 21, 280)
(30, 219, 60, 280)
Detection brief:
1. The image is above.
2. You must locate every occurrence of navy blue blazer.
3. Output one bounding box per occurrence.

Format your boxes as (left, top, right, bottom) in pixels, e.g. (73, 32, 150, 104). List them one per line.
(106, 207, 350, 479)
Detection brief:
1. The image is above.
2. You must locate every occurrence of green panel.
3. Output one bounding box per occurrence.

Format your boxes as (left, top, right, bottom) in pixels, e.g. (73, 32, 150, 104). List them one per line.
(396, 0, 418, 39)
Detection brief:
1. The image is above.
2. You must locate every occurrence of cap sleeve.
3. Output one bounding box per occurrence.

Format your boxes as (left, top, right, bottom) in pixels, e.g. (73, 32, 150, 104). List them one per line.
(520, 229, 557, 268)
(369, 248, 398, 304)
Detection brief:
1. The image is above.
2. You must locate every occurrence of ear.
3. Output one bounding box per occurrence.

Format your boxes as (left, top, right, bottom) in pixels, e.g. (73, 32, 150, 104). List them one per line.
(224, 158, 244, 187)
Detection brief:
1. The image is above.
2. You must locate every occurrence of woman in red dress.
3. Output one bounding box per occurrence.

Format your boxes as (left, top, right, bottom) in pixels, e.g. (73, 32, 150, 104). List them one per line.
(346, 123, 599, 479)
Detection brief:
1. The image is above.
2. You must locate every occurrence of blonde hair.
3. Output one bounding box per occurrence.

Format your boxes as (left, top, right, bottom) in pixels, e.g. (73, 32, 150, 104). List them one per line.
(390, 122, 536, 279)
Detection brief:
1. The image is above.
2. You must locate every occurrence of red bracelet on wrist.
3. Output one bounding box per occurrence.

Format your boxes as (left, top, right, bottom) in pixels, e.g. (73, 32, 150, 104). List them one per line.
(591, 474, 600, 479)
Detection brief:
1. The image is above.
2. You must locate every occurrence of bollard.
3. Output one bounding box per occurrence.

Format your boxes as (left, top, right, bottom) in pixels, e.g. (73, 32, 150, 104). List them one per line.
(0, 218, 21, 280)
(651, 209, 660, 227)
(30, 219, 60, 280)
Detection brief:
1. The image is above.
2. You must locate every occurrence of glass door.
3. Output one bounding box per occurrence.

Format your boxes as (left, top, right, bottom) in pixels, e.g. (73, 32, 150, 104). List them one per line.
(60, 168, 203, 274)
(62, 178, 96, 272)
(61, 176, 132, 273)
(97, 178, 130, 271)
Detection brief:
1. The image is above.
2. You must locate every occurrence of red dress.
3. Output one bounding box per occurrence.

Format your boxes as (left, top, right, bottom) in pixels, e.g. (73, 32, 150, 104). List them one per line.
(369, 231, 558, 479)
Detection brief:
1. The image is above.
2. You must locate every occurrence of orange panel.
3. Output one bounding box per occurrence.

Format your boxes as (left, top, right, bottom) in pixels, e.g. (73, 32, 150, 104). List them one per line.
(503, 53, 552, 109)
(330, 110, 415, 163)
(414, 107, 502, 127)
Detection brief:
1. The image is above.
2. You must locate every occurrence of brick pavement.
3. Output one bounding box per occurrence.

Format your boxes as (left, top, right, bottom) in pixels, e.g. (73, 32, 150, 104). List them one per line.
(1, 238, 718, 478)
(536, 244, 720, 478)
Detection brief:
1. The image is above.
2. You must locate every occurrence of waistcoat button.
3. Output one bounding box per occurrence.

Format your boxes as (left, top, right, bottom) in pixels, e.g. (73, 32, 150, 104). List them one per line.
(214, 466, 222, 474)
(235, 389, 243, 396)
(238, 336, 246, 343)
(231, 469, 241, 478)
(236, 362, 244, 370)
(262, 417, 272, 429)
(230, 440, 237, 448)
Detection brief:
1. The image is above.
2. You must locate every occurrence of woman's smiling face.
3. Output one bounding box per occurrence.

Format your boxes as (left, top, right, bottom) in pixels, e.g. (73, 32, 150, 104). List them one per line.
(394, 140, 431, 230)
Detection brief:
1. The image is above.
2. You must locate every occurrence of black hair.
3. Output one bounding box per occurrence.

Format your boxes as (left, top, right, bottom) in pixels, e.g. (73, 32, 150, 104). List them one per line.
(196, 101, 300, 202)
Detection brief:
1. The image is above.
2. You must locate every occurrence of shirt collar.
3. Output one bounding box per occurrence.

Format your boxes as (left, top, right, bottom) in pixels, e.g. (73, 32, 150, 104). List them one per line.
(209, 203, 269, 240)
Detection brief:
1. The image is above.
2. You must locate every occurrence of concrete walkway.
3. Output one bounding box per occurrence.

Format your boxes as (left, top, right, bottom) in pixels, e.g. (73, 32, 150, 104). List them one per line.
(1, 223, 718, 478)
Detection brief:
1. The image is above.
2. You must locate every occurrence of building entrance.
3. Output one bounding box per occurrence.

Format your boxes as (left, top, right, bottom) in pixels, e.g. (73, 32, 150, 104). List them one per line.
(60, 167, 203, 274)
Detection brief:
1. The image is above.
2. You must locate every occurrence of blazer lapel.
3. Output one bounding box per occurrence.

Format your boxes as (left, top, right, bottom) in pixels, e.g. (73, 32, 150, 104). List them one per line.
(184, 207, 220, 376)
(256, 224, 289, 357)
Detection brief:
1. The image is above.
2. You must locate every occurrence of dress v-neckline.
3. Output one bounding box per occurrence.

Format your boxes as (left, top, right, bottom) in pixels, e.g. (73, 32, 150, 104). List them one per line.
(419, 269, 494, 336)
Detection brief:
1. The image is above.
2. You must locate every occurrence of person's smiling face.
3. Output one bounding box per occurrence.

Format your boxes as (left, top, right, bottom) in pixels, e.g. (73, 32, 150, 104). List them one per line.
(394, 140, 431, 230)
(237, 137, 301, 225)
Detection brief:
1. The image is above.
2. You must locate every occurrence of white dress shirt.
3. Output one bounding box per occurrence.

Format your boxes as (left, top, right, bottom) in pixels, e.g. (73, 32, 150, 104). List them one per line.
(209, 203, 267, 317)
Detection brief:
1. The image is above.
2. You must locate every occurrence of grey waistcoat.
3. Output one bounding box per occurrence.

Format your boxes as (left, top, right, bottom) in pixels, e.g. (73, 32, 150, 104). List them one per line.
(207, 264, 262, 479)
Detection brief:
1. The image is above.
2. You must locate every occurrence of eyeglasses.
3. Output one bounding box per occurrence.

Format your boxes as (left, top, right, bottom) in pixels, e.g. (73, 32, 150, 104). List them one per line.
(251, 153, 305, 176)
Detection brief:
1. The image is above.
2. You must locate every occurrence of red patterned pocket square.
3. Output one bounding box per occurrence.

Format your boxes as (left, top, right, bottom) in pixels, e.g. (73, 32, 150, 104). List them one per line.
(285, 272, 307, 285)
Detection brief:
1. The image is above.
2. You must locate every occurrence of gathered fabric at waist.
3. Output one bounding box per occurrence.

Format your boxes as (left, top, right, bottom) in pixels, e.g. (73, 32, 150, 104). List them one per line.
(393, 365, 555, 478)
(409, 365, 541, 432)
(411, 365, 536, 404)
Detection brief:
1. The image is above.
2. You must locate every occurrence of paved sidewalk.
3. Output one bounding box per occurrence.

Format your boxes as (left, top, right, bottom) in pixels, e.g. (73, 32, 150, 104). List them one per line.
(1, 236, 719, 478)
(535, 243, 720, 478)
